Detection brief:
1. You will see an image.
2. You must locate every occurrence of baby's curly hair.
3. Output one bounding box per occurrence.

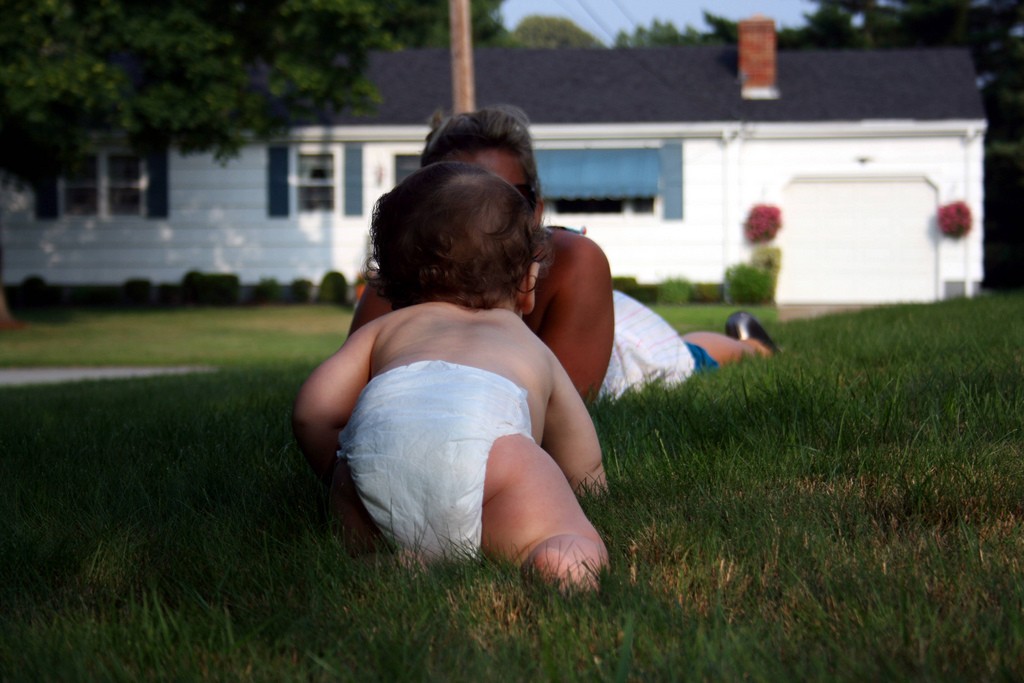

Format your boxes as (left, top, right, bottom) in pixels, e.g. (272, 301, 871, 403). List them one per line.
(367, 161, 549, 310)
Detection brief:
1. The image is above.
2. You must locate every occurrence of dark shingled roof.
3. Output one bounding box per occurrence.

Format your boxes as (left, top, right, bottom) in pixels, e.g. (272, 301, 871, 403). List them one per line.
(327, 46, 984, 126)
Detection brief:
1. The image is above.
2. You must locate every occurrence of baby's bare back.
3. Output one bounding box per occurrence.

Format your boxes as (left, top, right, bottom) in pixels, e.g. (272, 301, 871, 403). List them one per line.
(367, 303, 555, 431)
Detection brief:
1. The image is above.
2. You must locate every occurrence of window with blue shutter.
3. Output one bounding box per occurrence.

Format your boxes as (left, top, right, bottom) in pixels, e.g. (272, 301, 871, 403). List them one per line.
(535, 148, 668, 215)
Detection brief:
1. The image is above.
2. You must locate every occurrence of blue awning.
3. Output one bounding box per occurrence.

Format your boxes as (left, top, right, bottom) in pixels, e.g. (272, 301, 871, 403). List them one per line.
(536, 148, 660, 199)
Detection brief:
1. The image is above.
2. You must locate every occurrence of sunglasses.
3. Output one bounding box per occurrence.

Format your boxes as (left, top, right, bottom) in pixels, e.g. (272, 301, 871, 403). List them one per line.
(514, 183, 538, 211)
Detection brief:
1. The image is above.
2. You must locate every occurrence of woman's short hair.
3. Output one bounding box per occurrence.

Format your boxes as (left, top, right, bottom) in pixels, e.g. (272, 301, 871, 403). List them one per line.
(367, 161, 547, 310)
(421, 105, 542, 200)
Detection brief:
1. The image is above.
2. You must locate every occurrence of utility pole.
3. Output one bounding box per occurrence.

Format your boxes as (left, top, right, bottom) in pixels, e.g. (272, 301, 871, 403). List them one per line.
(449, 0, 475, 113)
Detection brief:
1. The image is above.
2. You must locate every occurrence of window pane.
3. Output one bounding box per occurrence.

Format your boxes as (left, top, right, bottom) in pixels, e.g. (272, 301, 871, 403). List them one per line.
(394, 155, 420, 185)
(631, 198, 655, 214)
(109, 187, 142, 215)
(553, 198, 624, 214)
(299, 186, 334, 211)
(65, 188, 98, 215)
(108, 155, 141, 183)
(64, 155, 98, 214)
(299, 154, 334, 181)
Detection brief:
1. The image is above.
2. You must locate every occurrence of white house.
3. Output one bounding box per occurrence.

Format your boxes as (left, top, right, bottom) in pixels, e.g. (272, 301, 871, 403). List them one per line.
(2, 17, 986, 305)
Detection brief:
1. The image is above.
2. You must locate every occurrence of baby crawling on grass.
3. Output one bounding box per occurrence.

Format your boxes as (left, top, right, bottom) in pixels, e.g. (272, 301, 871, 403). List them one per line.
(292, 161, 608, 589)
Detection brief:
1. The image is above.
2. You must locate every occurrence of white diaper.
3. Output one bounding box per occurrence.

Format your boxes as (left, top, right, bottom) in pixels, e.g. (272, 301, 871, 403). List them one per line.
(601, 290, 697, 398)
(338, 360, 533, 559)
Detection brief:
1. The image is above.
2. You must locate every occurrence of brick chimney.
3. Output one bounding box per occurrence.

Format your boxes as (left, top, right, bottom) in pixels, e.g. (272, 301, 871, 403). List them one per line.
(738, 15, 779, 100)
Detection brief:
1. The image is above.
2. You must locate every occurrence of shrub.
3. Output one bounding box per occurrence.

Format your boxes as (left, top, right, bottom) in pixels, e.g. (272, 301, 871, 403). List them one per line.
(318, 271, 348, 305)
(657, 278, 693, 305)
(751, 246, 781, 281)
(200, 274, 240, 305)
(158, 284, 183, 306)
(726, 264, 775, 304)
(290, 278, 313, 304)
(611, 276, 658, 304)
(251, 278, 283, 304)
(751, 246, 781, 301)
(70, 286, 122, 307)
(692, 282, 723, 303)
(124, 279, 152, 305)
(182, 270, 203, 304)
(181, 271, 240, 306)
(21, 276, 63, 307)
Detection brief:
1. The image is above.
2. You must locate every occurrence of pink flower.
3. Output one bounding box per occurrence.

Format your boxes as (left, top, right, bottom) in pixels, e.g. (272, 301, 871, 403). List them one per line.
(938, 201, 972, 238)
(744, 204, 782, 243)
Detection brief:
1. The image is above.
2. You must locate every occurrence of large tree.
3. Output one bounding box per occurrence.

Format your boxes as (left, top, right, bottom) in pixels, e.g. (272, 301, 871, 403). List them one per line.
(0, 1, 395, 181)
(511, 15, 602, 48)
(0, 0, 509, 325)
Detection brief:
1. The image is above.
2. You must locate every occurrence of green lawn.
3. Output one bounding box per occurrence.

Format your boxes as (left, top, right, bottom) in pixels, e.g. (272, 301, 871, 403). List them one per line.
(1, 295, 1022, 680)
(0, 306, 352, 368)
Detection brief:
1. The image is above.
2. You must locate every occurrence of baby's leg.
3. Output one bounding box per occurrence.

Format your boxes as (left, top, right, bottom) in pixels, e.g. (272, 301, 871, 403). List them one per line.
(481, 434, 608, 590)
(329, 458, 383, 555)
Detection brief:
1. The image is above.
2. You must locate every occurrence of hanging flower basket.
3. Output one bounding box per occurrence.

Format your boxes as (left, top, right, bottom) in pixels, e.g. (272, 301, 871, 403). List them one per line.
(744, 204, 782, 243)
(938, 201, 972, 239)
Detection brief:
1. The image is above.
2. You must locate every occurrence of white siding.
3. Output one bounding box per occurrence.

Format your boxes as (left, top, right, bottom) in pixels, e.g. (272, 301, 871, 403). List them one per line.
(2, 119, 985, 305)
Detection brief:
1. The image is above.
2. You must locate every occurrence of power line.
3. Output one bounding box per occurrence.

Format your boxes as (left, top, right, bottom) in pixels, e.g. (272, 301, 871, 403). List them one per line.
(567, 0, 623, 43)
(605, 0, 640, 35)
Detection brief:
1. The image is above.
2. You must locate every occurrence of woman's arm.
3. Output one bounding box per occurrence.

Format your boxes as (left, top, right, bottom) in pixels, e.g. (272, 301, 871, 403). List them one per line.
(525, 230, 615, 400)
(349, 284, 393, 336)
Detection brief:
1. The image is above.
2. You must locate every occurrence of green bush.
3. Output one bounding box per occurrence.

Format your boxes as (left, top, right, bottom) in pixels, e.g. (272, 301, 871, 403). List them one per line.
(692, 282, 723, 303)
(751, 246, 782, 302)
(726, 264, 774, 304)
(181, 271, 240, 306)
(124, 279, 152, 305)
(657, 278, 693, 305)
(182, 270, 203, 304)
(318, 271, 348, 305)
(202, 274, 240, 305)
(251, 278, 283, 305)
(751, 246, 782, 282)
(158, 284, 182, 306)
(612, 276, 658, 304)
(21, 276, 63, 307)
(290, 278, 313, 304)
(70, 286, 122, 307)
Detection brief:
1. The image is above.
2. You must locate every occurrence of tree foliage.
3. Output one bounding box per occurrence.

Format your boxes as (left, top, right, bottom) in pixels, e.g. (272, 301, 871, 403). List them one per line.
(614, 12, 737, 47)
(379, 0, 509, 49)
(0, 0, 400, 183)
(511, 15, 602, 49)
(0, 0, 511, 322)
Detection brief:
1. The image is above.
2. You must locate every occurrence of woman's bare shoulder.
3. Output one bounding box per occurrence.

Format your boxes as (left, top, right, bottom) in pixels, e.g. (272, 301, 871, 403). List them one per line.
(548, 229, 611, 279)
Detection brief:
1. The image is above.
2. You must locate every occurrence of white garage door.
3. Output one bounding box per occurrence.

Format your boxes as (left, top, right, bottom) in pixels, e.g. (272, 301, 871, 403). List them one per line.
(775, 179, 938, 305)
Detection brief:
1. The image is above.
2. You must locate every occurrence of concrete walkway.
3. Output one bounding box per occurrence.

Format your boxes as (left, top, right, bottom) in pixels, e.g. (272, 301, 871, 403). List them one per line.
(0, 366, 216, 387)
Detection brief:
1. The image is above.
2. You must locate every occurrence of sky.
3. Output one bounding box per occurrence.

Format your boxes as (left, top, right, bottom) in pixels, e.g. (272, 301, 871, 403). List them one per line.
(500, 0, 816, 44)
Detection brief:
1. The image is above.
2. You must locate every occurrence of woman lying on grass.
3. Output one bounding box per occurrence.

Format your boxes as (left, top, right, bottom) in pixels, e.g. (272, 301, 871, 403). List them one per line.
(292, 161, 608, 590)
(351, 104, 778, 400)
